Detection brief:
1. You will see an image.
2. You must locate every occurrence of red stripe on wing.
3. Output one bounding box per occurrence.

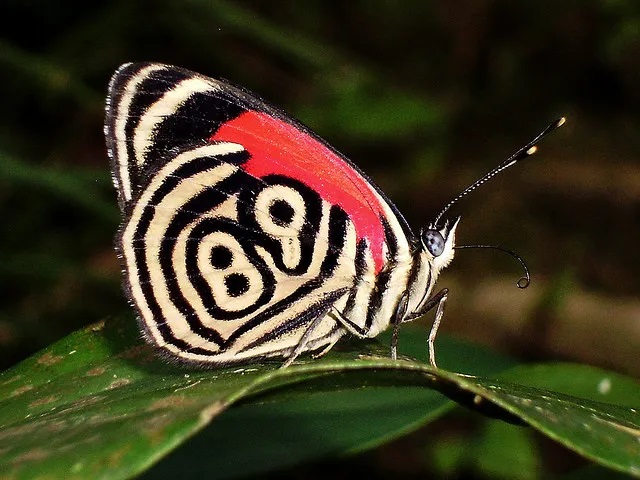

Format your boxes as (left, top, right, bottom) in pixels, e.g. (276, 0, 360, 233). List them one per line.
(211, 110, 387, 272)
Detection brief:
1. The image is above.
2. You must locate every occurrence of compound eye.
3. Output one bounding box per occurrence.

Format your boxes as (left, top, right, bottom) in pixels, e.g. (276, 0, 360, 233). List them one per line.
(422, 229, 445, 257)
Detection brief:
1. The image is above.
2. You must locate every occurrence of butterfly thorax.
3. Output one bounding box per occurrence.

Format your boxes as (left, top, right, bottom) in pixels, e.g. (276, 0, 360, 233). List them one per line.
(358, 217, 458, 340)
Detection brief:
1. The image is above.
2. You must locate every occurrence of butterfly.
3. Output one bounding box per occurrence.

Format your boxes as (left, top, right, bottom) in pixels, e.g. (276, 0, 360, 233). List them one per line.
(105, 62, 563, 368)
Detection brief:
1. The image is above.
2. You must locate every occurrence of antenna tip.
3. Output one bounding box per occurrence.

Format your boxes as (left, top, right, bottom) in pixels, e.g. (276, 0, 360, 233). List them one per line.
(556, 117, 566, 128)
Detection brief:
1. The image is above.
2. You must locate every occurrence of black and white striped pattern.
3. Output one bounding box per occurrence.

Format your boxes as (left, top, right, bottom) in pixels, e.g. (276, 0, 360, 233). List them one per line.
(105, 63, 452, 365)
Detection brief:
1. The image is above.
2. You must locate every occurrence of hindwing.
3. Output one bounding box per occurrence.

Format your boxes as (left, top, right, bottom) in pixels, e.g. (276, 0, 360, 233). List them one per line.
(105, 63, 418, 365)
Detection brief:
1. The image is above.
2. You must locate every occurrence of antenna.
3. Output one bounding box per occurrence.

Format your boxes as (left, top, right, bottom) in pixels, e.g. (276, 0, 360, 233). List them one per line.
(454, 244, 531, 288)
(432, 117, 565, 227)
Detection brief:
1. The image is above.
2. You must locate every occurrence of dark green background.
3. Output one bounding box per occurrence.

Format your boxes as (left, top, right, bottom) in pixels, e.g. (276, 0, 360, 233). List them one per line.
(0, 1, 638, 477)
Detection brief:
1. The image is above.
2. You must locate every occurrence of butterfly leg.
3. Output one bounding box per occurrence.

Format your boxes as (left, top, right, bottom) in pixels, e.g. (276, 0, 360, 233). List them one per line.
(402, 288, 449, 368)
(311, 334, 342, 359)
(308, 309, 369, 361)
(390, 293, 409, 360)
(281, 303, 333, 369)
(329, 308, 370, 338)
(427, 294, 447, 368)
(331, 296, 410, 362)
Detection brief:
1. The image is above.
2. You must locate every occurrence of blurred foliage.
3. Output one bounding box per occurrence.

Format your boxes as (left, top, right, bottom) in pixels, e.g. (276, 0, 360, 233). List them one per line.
(0, 0, 639, 478)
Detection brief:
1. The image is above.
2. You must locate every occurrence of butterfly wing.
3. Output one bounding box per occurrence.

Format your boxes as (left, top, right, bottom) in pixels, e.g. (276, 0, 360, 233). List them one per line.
(106, 63, 418, 365)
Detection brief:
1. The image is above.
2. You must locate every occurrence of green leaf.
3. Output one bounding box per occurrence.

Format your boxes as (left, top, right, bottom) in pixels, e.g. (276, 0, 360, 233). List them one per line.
(0, 317, 638, 479)
(435, 373, 640, 477)
(141, 377, 449, 479)
(498, 363, 640, 408)
(0, 318, 453, 480)
(143, 327, 518, 479)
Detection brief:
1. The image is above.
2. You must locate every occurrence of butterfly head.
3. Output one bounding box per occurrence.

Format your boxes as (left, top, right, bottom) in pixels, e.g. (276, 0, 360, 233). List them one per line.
(420, 217, 460, 275)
